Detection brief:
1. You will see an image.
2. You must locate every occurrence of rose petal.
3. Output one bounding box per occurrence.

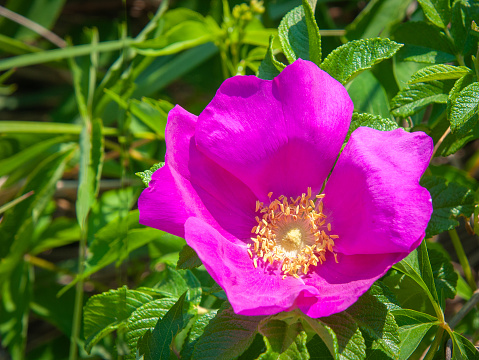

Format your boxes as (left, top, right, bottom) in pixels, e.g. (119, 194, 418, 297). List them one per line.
(184, 217, 320, 316)
(323, 127, 433, 255)
(196, 59, 353, 201)
(139, 106, 257, 240)
(297, 251, 407, 318)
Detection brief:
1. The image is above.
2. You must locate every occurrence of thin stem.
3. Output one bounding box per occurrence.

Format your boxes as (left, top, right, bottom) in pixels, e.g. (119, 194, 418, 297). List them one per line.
(432, 126, 451, 157)
(0, 5, 66, 48)
(449, 289, 479, 329)
(69, 225, 87, 360)
(449, 228, 477, 290)
(423, 326, 445, 360)
(445, 338, 453, 360)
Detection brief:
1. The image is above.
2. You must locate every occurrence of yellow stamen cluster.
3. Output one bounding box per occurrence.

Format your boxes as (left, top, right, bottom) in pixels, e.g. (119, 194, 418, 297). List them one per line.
(248, 187, 338, 279)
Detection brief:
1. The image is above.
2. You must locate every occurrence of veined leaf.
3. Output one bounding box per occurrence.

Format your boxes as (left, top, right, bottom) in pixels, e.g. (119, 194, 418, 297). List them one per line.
(278, 1, 321, 65)
(180, 311, 218, 360)
(346, 289, 400, 359)
(347, 112, 398, 141)
(420, 176, 475, 237)
(408, 65, 471, 84)
(390, 80, 454, 117)
(451, 331, 479, 359)
(393, 241, 439, 311)
(417, 0, 451, 29)
(257, 35, 285, 80)
(136, 162, 165, 187)
(393, 21, 455, 63)
(83, 287, 154, 353)
(320, 312, 367, 360)
(192, 302, 265, 360)
(258, 321, 310, 360)
(138, 292, 195, 360)
(449, 82, 479, 136)
(391, 309, 439, 360)
(126, 297, 178, 358)
(451, 0, 479, 58)
(429, 248, 458, 300)
(177, 244, 202, 270)
(321, 38, 402, 84)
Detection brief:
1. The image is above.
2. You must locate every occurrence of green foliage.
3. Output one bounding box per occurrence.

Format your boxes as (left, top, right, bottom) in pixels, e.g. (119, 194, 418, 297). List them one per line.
(347, 112, 398, 141)
(321, 38, 402, 84)
(138, 292, 195, 360)
(191, 302, 265, 360)
(177, 244, 203, 270)
(3, 0, 479, 358)
(449, 82, 479, 136)
(420, 176, 475, 238)
(136, 162, 165, 187)
(278, 1, 321, 65)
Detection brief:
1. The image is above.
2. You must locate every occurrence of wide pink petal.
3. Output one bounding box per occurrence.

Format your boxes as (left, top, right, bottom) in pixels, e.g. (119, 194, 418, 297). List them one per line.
(323, 127, 433, 256)
(184, 217, 321, 316)
(139, 106, 257, 240)
(195, 59, 353, 202)
(297, 251, 407, 318)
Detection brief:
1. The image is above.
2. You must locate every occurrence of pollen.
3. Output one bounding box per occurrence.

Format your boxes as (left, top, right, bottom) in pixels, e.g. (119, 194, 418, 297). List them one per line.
(249, 187, 338, 279)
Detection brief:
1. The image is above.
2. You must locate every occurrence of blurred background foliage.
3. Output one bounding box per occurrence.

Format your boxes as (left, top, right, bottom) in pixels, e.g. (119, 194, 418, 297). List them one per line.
(0, 0, 479, 359)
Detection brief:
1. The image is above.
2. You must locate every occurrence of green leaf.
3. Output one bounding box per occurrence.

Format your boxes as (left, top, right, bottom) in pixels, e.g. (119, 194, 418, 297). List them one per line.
(408, 65, 471, 84)
(320, 38, 402, 84)
(83, 286, 154, 353)
(133, 20, 216, 56)
(393, 21, 455, 63)
(346, 289, 400, 359)
(391, 309, 439, 360)
(451, 0, 479, 59)
(0, 144, 75, 258)
(0, 120, 117, 136)
(393, 240, 441, 315)
(345, 0, 413, 40)
(0, 135, 73, 177)
(420, 176, 475, 237)
(347, 112, 398, 141)
(320, 312, 367, 360)
(450, 82, 479, 136)
(0, 261, 32, 358)
(0, 38, 135, 71)
(0, 191, 34, 216)
(347, 71, 391, 118)
(138, 292, 195, 360)
(257, 35, 285, 80)
(177, 244, 202, 270)
(136, 162, 165, 187)
(390, 80, 454, 117)
(301, 316, 339, 359)
(452, 331, 479, 359)
(429, 248, 458, 300)
(130, 98, 172, 138)
(140, 266, 202, 306)
(76, 117, 104, 228)
(192, 301, 265, 360)
(258, 321, 310, 360)
(126, 297, 178, 357)
(417, 0, 451, 28)
(278, 5, 309, 63)
(302, 0, 321, 64)
(181, 311, 218, 360)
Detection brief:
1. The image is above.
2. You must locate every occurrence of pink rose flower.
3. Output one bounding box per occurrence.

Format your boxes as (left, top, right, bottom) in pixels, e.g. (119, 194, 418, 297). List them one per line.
(139, 59, 433, 318)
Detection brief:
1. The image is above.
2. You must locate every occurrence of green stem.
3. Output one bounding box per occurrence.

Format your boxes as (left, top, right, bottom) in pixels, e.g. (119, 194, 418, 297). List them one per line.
(423, 326, 445, 360)
(449, 228, 477, 290)
(69, 225, 87, 360)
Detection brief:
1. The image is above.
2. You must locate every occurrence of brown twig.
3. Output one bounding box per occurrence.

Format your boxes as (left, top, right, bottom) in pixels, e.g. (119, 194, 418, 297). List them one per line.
(0, 5, 66, 48)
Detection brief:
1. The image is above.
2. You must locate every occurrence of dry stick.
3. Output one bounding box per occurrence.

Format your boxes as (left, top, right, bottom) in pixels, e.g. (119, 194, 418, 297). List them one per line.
(449, 290, 479, 329)
(0, 5, 66, 48)
(432, 126, 451, 158)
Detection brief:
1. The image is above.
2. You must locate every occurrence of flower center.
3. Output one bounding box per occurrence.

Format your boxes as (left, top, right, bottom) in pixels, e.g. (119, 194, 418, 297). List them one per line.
(248, 187, 338, 279)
